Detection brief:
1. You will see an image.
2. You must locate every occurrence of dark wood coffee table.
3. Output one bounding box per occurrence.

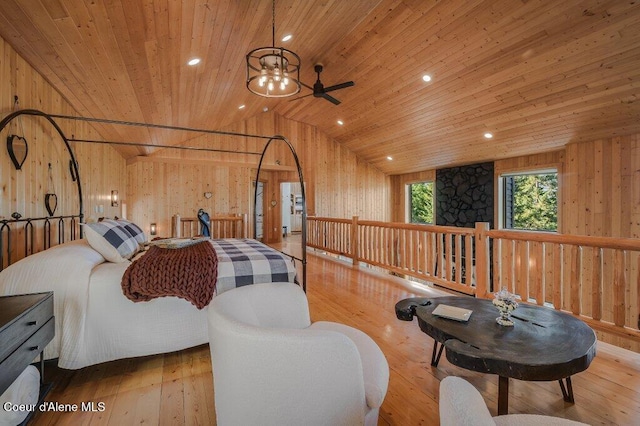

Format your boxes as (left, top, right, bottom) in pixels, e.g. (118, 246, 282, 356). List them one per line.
(395, 296, 597, 415)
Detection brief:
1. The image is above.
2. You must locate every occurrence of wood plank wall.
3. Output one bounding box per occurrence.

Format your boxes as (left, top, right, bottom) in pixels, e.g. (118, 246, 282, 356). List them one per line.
(563, 135, 640, 239)
(126, 112, 391, 243)
(126, 157, 263, 239)
(391, 141, 639, 238)
(0, 34, 126, 264)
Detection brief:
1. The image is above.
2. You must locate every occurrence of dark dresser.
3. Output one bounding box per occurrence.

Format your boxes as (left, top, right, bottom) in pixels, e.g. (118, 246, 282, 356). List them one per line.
(0, 292, 55, 417)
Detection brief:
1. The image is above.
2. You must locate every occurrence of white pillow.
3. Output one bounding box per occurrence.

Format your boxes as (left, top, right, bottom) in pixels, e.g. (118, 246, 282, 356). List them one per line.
(83, 220, 139, 262)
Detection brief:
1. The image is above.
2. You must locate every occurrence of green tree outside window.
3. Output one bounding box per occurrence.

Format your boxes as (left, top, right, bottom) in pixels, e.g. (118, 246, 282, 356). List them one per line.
(409, 182, 434, 224)
(508, 173, 558, 231)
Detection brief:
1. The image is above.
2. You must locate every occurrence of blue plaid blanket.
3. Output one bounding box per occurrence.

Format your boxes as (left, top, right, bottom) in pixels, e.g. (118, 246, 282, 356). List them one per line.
(211, 239, 297, 294)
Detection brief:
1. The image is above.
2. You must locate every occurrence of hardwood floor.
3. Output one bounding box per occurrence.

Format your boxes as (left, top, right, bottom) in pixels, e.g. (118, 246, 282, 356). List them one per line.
(31, 239, 640, 425)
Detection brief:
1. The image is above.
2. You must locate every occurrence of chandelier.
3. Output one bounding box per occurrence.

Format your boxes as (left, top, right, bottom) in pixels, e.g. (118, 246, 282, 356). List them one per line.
(246, 0, 301, 97)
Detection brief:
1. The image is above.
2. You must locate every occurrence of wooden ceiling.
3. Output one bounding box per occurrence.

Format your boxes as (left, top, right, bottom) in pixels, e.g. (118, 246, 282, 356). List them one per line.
(0, 0, 638, 175)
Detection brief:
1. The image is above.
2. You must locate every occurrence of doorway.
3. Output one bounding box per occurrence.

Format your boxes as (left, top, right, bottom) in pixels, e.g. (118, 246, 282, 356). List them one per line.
(281, 182, 302, 238)
(252, 181, 264, 240)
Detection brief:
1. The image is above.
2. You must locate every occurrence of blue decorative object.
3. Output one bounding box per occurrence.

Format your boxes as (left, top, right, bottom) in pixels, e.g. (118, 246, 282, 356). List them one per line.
(198, 208, 211, 237)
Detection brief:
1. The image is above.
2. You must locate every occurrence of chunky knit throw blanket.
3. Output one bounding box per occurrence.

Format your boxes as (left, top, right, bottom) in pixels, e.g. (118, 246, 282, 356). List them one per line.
(121, 240, 218, 309)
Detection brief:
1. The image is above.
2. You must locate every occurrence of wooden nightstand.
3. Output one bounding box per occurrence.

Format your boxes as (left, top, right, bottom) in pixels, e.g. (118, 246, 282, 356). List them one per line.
(0, 292, 55, 419)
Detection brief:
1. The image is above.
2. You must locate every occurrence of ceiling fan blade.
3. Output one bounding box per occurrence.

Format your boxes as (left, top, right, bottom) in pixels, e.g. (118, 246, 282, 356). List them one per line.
(323, 81, 354, 93)
(321, 93, 341, 105)
(289, 93, 313, 102)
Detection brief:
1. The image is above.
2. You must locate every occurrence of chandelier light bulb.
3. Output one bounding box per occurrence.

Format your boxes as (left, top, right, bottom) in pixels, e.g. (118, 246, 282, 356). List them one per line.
(245, 0, 301, 97)
(259, 66, 268, 86)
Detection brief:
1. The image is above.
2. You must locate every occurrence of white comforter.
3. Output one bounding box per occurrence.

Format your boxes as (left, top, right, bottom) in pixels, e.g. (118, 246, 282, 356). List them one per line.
(0, 240, 209, 369)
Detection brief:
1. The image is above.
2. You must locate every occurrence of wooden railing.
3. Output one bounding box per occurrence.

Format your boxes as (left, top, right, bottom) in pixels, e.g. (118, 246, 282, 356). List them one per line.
(308, 216, 640, 344)
(172, 214, 248, 239)
(487, 228, 640, 341)
(308, 216, 481, 295)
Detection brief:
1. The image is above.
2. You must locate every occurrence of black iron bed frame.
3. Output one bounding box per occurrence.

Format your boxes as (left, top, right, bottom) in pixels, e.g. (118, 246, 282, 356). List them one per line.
(0, 109, 307, 291)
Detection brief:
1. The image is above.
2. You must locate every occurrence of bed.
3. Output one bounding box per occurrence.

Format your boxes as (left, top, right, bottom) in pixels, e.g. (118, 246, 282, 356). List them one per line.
(0, 236, 297, 370)
(0, 109, 307, 371)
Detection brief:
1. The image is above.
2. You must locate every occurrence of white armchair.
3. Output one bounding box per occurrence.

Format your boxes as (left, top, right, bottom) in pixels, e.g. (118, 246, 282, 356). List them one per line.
(439, 376, 590, 426)
(207, 282, 389, 426)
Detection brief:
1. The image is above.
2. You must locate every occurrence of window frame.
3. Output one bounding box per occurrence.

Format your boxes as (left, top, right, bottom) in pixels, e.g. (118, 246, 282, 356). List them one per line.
(498, 167, 559, 232)
(406, 180, 435, 224)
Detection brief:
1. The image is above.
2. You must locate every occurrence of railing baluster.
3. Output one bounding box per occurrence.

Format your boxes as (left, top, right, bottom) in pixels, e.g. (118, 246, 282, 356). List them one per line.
(592, 248, 603, 321)
(534, 241, 544, 306)
(613, 250, 627, 327)
(570, 246, 582, 315)
(445, 233, 452, 282)
(553, 244, 563, 310)
(455, 234, 462, 285)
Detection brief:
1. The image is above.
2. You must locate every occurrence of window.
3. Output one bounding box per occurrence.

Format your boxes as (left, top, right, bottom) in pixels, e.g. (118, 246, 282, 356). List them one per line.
(501, 170, 558, 231)
(407, 181, 434, 224)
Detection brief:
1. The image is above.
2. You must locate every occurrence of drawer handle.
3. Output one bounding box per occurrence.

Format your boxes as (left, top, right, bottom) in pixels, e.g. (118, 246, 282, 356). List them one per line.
(27, 320, 37, 326)
(29, 345, 39, 351)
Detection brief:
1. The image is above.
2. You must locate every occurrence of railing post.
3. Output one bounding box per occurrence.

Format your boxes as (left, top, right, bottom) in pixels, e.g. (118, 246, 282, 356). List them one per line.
(242, 213, 248, 239)
(475, 222, 490, 298)
(351, 216, 359, 266)
(172, 214, 180, 238)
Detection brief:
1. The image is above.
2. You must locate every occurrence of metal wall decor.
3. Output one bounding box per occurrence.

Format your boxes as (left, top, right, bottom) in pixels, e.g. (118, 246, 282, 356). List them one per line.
(0, 109, 85, 253)
(6, 96, 28, 170)
(45, 163, 58, 216)
(7, 135, 28, 170)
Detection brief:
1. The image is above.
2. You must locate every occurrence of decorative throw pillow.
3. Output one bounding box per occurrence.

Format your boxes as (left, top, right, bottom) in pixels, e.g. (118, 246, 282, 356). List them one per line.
(83, 219, 139, 262)
(117, 218, 148, 244)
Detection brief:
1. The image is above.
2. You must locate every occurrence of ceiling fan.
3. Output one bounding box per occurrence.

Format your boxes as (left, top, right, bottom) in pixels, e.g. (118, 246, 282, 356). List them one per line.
(291, 64, 354, 105)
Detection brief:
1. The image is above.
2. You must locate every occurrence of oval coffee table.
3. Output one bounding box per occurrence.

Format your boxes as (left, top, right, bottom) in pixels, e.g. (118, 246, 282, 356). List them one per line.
(395, 296, 597, 415)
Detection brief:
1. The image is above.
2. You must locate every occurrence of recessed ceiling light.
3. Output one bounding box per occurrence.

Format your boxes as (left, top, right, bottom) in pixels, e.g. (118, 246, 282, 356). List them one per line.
(282, 34, 292, 42)
(387, 156, 393, 161)
(187, 58, 201, 66)
(484, 132, 493, 139)
(263, 106, 269, 112)
(238, 104, 246, 109)
(422, 74, 432, 82)
(337, 120, 344, 125)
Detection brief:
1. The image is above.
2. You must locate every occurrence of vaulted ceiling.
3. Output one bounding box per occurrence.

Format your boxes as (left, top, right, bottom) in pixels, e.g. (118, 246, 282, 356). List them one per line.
(0, 0, 638, 174)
